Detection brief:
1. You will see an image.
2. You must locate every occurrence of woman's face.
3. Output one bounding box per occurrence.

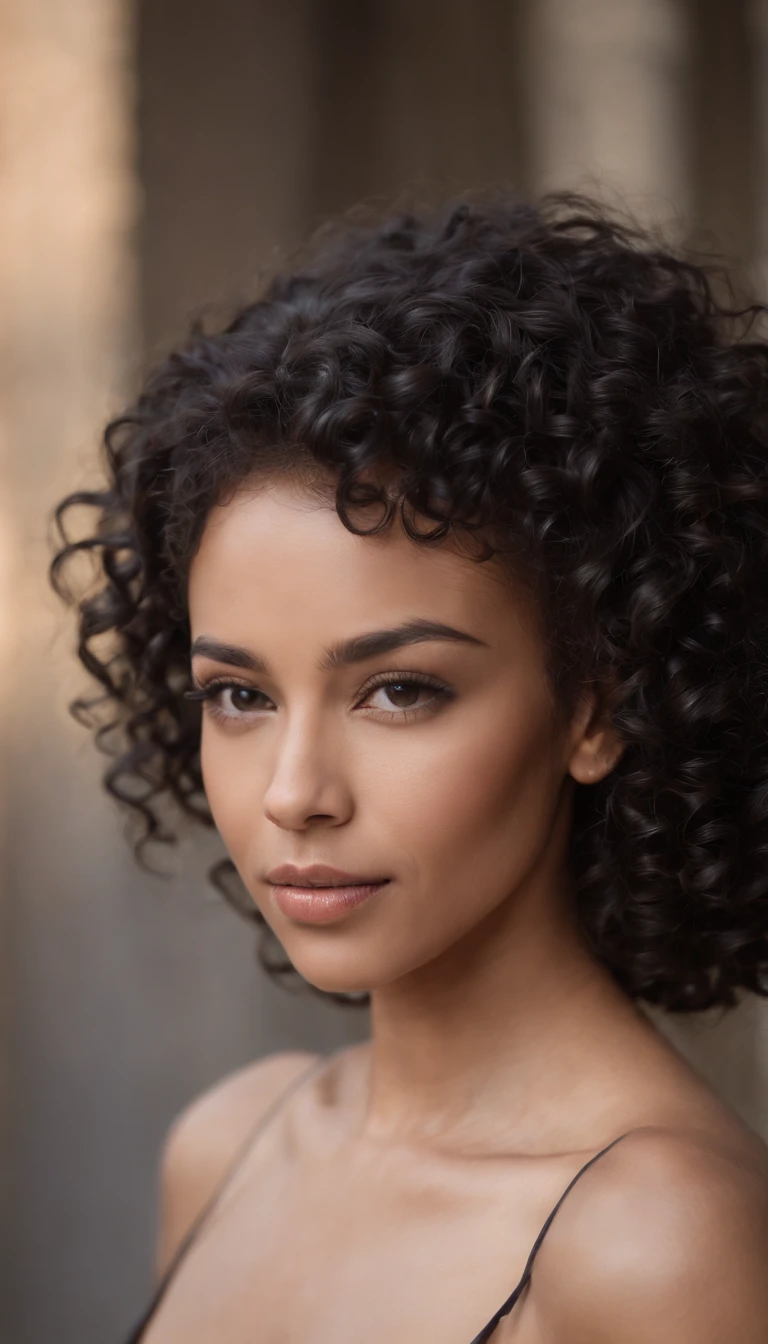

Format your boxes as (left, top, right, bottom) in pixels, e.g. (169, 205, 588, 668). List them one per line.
(187, 475, 610, 994)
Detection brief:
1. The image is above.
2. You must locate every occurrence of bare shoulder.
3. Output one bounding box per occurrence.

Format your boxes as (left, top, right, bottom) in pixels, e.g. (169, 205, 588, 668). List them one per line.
(533, 1123, 768, 1343)
(155, 1049, 322, 1279)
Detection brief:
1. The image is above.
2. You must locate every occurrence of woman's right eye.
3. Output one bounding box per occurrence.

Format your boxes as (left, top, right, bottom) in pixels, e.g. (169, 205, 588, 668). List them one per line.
(184, 681, 272, 722)
(215, 685, 268, 716)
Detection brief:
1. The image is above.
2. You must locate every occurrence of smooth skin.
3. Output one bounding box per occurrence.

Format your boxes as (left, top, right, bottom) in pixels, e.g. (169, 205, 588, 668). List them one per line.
(147, 474, 768, 1343)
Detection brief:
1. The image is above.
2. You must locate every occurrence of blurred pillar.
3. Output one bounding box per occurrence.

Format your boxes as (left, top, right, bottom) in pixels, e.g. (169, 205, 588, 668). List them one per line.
(138, 0, 318, 354)
(523, 0, 692, 232)
(687, 0, 759, 269)
(0, 2, 139, 691)
(0, 0, 140, 1336)
(305, 0, 530, 221)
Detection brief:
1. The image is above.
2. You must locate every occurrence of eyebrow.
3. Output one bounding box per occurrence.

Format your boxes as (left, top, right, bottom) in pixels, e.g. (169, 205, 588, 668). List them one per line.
(190, 619, 488, 675)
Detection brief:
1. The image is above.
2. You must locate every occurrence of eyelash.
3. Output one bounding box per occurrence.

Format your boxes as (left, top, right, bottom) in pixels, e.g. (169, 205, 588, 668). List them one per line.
(183, 670, 454, 728)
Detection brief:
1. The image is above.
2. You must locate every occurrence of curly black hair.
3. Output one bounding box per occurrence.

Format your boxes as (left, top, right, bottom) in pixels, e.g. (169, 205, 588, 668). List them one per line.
(48, 190, 768, 1014)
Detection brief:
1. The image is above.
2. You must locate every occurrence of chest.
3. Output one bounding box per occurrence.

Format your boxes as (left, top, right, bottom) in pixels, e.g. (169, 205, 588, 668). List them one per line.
(141, 1144, 555, 1344)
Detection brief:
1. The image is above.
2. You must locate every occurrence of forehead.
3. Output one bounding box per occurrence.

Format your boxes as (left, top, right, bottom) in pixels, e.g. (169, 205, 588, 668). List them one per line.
(187, 476, 536, 645)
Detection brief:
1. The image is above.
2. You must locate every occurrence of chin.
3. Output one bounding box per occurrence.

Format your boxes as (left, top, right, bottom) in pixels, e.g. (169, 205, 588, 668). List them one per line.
(288, 953, 377, 997)
(279, 938, 399, 998)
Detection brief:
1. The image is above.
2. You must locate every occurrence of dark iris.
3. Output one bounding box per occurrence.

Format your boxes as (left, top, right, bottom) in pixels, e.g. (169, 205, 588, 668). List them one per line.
(231, 687, 260, 709)
(385, 681, 421, 708)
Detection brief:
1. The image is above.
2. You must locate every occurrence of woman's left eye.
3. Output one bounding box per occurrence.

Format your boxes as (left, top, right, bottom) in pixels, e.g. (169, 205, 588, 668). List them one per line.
(357, 677, 451, 717)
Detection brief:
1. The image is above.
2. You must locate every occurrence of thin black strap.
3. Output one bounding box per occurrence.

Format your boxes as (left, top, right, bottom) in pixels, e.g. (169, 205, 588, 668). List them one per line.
(123, 1053, 328, 1344)
(467, 1130, 633, 1344)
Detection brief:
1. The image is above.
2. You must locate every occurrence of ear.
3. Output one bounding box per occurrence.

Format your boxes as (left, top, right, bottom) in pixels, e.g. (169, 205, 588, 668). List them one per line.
(566, 686, 625, 785)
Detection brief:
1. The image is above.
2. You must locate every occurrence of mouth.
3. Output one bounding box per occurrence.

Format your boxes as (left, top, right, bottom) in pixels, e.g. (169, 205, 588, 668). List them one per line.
(265, 868, 391, 925)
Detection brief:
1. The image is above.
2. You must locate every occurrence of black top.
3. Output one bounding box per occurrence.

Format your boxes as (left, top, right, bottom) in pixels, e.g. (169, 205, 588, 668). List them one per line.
(123, 1056, 630, 1343)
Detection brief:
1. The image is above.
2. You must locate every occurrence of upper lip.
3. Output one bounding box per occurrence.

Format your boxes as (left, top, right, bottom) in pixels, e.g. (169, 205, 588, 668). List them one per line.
(265, 863, 389, 887)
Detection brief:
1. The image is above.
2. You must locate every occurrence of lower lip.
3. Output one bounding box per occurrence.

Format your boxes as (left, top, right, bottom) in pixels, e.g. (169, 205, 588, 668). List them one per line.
(269, 881, 390, 924)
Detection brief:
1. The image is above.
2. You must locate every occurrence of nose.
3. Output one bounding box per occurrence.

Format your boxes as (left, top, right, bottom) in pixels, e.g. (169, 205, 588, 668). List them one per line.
(262, 710, 354, 832)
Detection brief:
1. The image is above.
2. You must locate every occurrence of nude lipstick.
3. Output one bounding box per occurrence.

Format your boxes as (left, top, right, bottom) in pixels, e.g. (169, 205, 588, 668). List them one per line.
(265, 863, 390, 925)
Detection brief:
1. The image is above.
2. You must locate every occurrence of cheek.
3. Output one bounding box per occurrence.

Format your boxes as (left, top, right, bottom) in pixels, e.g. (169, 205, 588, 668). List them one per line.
(199, 728, 259, 858)
(370, 692, 563, 905)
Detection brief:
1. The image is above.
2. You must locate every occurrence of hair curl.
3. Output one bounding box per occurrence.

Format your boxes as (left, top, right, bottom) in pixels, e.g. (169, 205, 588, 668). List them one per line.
(49, 190, 768, 1013)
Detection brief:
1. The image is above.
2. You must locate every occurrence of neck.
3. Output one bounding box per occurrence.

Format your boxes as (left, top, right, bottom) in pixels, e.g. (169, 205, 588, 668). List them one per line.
(361, 871, 650, 1151)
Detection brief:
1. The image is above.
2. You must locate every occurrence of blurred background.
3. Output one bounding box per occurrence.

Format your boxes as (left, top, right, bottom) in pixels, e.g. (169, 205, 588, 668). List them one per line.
(2, 1, 768, 1340)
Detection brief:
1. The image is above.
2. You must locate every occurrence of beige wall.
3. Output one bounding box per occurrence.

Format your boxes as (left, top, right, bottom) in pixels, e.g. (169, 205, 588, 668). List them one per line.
(3, 2, 767, 1339)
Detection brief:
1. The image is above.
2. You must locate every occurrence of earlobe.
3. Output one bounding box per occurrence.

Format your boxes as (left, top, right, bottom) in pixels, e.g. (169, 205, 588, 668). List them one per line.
(570, 759, 608, 785)
(568, 735, 624, 784)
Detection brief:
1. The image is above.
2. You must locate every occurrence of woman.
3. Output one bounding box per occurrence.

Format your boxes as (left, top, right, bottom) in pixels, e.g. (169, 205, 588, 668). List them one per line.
(50, 193, 768, 1341)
